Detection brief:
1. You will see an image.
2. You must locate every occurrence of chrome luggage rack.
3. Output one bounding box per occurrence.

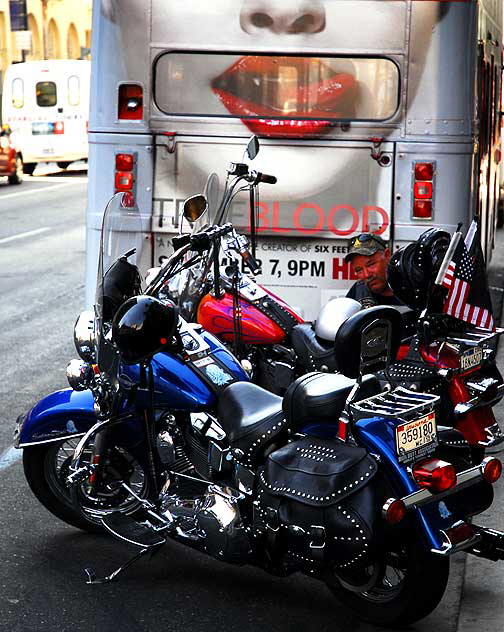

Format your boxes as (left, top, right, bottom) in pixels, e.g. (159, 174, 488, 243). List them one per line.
(350, 387, 439, 422)
(445, 326, 504, 348)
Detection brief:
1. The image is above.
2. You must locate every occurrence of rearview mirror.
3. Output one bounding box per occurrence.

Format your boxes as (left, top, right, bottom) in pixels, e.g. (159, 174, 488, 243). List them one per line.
(246, 135, 259, 161)
(183, 194, 208, 223)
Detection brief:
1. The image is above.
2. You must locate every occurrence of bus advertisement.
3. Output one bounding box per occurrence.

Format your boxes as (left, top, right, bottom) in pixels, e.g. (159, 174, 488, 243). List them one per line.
(87, 0, 502, 319)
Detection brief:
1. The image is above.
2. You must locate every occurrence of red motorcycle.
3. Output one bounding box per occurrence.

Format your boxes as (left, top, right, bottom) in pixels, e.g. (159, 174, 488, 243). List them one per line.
(151, 137, 304, 394)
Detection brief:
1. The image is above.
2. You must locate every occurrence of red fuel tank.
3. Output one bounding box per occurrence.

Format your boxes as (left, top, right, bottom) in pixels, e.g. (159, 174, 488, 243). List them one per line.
(198, 292, 300, 344)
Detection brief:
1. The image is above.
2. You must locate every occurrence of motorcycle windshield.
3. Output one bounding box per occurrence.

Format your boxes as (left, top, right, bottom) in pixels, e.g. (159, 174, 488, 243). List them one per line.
(95, 192, 145, 373)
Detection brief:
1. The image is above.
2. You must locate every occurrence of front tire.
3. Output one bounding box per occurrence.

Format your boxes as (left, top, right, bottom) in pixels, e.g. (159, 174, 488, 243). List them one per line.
(328, 536, 450, 627)
(23, 438, 149, 533)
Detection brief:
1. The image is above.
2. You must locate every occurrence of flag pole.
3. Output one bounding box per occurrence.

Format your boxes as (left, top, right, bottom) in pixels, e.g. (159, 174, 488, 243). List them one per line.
(434, 230, 462, 286)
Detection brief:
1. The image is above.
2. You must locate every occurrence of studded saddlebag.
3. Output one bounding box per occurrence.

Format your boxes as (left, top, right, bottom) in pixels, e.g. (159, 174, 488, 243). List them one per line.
(254, 436, 380, 579)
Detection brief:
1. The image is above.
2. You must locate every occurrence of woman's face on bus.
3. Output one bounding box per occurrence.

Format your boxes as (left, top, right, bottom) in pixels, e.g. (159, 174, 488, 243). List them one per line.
(107, 0, 444, 198)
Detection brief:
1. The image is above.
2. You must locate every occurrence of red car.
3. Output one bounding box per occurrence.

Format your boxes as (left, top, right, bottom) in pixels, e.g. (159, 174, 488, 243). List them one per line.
(0, 125, 23, 184)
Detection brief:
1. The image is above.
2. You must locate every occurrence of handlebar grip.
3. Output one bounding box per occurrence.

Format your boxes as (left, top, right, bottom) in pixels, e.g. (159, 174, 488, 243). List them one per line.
(240, 249, 262, 275)
(256, 172, 277, 185)
(190, 223, 234, 252)
(172, 234, 191, 250)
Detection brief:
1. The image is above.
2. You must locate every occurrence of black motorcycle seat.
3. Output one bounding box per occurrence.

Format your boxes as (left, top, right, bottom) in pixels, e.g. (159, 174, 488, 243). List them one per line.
(290, 323, 337, 373)
(218, 382, 287, 467)
(283, 372, 382, 432)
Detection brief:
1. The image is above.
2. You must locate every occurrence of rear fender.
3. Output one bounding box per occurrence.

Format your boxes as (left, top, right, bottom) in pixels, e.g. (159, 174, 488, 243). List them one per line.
(354, 416, 447, 552)
(14, 388, 97, 447)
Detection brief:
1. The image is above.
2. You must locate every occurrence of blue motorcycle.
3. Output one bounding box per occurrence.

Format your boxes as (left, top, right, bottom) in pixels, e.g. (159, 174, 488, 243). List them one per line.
(14, 191, 504, 627)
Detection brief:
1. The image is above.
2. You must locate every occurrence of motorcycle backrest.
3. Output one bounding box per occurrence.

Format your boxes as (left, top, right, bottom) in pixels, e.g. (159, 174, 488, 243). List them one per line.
(334, 306, 403, 378)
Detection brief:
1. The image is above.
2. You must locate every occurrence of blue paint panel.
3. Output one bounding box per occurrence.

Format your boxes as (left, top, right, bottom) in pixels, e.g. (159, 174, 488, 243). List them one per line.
(18, 388, 97, 445)
(354, 416, 446, 552)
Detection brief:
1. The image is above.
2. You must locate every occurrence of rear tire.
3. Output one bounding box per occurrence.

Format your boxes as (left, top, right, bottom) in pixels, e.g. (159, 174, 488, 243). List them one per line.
(22, 162, 36, 175)
(8, 155, 23, 184)
(57, 161, 71, 170)
(327, 536, 450, 627)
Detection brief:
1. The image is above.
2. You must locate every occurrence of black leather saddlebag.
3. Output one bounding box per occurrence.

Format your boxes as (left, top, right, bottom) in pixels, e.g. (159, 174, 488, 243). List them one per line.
(254, 436, 380, 579)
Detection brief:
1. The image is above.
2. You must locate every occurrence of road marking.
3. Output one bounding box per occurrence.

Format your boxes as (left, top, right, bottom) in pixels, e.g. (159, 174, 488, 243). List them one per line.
(0, 446, 21, 471)
(0, 180, 82, 202)
(0, 226, 50, 245)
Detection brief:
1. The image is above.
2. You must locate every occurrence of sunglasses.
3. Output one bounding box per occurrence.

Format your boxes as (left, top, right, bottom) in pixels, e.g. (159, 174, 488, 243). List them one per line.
(348, 233, 387, 249)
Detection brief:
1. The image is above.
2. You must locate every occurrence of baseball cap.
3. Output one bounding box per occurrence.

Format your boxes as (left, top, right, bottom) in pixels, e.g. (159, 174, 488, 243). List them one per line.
(344, 233, 388, 262)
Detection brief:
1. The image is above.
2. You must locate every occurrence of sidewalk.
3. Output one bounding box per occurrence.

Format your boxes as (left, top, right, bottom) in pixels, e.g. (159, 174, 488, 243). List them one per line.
(457, 226, 504, 632)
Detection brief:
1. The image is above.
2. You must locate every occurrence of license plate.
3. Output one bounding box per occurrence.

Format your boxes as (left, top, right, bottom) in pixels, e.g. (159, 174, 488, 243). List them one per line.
(32, 122, 55, 135)
(396, 412, 438, 464)
(461, 346, 483, 371)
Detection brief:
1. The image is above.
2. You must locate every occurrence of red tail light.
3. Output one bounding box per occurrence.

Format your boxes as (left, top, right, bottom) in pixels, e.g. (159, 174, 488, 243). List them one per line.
(115, 153, 134, 171)
(118, 84, 143, 120)
(382, 498, 407, 525)
(412, 458, 457, 493)
(54, 121, 65, 134)
(412, 161, 435, 220)
(414, 162, 434, 181)
(114, 151, 137, 202)
(482, 457, 502, 483)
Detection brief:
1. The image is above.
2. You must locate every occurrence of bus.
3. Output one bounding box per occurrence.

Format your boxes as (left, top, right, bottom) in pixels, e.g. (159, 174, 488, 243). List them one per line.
(2, 59, 90, 175)
(86, 0, 502, 320)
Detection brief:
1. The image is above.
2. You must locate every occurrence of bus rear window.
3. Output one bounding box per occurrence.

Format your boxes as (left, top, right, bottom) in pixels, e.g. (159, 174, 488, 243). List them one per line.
(155, 53, 399, 122)
(12, 78, 24, 108)
(36, 81, 57, 107)
(68, 75, 80, 106)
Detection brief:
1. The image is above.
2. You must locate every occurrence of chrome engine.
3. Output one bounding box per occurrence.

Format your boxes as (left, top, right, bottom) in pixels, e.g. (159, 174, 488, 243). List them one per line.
(155, 417, 252, 564)
(160, 485, 252, 564)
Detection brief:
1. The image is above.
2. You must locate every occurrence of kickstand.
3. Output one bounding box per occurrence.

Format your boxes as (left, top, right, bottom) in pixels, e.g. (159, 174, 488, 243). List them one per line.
(84, 544, 160, 585)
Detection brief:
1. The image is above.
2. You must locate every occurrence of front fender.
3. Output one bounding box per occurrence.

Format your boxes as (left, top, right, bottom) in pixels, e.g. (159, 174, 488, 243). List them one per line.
(14, 388, 97, 448)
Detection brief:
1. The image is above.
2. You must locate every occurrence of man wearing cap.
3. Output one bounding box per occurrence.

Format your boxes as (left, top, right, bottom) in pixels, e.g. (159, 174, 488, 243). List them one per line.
(345, 233, 403, 307)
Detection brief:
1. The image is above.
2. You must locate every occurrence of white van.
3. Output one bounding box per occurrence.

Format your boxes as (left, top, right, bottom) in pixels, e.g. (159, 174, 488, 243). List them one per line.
(2, 60, 90, 174)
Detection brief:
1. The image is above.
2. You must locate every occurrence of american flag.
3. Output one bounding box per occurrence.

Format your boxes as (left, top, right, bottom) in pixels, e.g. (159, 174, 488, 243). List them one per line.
(439, 220, 494, 331)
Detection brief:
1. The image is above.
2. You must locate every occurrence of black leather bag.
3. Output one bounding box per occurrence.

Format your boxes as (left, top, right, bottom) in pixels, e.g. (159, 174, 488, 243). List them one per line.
(254, 436, 381, 579)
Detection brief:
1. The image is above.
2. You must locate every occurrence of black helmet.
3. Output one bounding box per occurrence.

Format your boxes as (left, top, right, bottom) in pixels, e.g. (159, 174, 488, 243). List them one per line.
(112, 296, 178, 365)
(387, 228, 451, 309)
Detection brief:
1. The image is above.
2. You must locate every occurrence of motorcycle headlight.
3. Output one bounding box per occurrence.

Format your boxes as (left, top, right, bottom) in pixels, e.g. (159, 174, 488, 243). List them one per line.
(73, 310, 96, 362)
(66, 359, 94, 391)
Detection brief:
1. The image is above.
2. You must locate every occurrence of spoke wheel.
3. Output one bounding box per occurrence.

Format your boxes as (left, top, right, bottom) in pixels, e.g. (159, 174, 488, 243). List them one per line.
(23, 439, 149, 533)
(327, 537, 450, 627)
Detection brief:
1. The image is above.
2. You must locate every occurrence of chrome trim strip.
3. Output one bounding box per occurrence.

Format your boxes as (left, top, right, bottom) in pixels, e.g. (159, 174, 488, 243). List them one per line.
(17, 433, 86, 448)
(401, 457, 495, 510)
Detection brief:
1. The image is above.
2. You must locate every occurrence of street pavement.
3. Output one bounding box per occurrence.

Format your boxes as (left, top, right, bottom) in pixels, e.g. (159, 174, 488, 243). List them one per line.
(457, 227, 504, 632)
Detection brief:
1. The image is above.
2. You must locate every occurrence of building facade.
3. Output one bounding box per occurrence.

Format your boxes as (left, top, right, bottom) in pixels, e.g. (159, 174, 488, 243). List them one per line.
(0, 0, 92, 117)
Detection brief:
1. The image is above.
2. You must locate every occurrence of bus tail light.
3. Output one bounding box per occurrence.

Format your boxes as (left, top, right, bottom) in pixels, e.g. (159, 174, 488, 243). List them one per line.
(114, 152, 136, 201)
(412, 161, 435, 220)
(54, 121, 65, 134)
(118, 84, 143, 120)
(412, 458, 457, 493)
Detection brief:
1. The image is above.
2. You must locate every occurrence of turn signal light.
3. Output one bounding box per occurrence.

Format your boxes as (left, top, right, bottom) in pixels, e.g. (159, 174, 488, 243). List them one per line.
(482, 457, 502, 483)
(382, 498, 407, 525)
(412, 458, 457, 493)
